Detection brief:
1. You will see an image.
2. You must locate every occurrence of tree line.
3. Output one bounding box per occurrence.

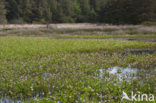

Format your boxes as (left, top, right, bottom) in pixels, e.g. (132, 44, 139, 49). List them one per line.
(0, 0, 156, 24)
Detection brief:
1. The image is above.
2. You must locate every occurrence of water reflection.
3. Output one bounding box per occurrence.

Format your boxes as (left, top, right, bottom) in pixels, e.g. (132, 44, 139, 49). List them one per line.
(99, 66, 138, 81)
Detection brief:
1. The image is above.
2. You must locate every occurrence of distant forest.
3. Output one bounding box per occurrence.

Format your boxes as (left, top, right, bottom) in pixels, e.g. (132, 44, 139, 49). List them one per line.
(0, 0, 156, 24)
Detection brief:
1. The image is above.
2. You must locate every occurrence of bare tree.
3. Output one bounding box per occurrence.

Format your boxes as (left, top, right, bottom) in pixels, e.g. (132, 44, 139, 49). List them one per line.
(45, 7, 52, 29)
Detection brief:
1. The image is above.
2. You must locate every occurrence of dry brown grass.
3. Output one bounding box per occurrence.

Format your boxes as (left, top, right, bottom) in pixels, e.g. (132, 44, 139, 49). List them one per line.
(0, 23, 156, 37)
(0, 23, 156, 30)
(0, 24, 45, 29)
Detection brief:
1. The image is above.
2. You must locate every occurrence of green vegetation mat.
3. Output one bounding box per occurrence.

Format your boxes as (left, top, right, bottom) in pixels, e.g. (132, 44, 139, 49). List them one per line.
(0, 37, 155, 102)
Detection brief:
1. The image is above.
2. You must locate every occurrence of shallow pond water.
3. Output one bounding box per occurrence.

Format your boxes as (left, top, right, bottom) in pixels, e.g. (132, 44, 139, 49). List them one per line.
(1, 67, 154, 103)
(113, 38, 156, 42)
(123, 49, 156, 55)
(98, 66, 138, 81)
(0, 94, 46, 103)
(0, 97, 26, 103)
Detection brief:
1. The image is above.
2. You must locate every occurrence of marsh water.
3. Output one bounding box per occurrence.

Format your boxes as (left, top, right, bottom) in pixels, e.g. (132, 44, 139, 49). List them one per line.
(0, 97, 26, 103)
(98, 66, 138, 81)
(113, 38, 156, 42)
(1, 66, 154, 103)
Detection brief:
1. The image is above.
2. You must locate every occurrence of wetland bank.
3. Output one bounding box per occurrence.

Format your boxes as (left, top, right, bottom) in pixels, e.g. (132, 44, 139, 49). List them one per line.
(0, 24, 156, 103)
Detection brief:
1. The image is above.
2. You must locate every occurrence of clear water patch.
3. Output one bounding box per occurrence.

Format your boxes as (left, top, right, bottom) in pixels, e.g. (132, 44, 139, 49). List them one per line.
(98, 66, 138, 81)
